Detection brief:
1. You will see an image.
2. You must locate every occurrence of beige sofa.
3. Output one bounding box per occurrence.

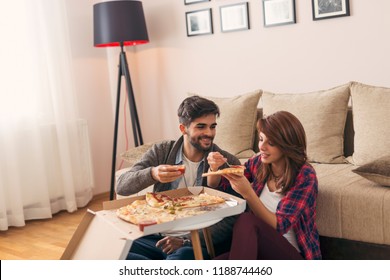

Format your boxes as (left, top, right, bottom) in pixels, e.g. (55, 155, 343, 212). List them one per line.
(117, 82, 390, 259)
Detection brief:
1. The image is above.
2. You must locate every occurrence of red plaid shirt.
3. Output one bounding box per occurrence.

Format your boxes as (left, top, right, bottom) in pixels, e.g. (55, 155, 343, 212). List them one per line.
(217, 155, 322, 260)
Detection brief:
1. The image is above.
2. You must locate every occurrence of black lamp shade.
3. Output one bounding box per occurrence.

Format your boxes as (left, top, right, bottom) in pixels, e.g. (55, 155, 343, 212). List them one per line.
(93, 0, 149, 47)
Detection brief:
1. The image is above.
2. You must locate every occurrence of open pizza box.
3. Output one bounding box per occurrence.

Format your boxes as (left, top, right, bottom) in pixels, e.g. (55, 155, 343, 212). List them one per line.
(61, 187, 246, 260)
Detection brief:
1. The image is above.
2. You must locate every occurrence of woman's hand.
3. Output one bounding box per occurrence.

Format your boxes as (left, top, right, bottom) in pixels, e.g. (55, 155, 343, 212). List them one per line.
(223, 173, 253, 199)
(156, 236, 184, 254)
(151, 165, 183, 183)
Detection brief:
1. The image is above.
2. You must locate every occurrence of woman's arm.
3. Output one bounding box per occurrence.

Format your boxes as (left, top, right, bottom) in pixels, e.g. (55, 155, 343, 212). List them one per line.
(274, 165, 318, 234)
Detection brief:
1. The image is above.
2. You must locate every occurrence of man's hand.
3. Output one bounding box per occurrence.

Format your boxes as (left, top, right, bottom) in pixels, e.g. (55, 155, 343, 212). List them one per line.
(156, 236, 184, 254)
(207, 152, 228, 171)
(151, 165, 183, 183)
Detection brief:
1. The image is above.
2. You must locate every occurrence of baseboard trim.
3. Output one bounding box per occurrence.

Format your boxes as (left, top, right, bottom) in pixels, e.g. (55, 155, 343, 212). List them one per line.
(320, 236, 390, 260)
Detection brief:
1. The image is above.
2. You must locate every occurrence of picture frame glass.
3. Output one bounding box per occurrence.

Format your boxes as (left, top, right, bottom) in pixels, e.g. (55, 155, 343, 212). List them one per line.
(312, 0, 350, 20)
(186, 9, 213, 36)
(220, 3, 249, 32)
(263, 0, 296, 27)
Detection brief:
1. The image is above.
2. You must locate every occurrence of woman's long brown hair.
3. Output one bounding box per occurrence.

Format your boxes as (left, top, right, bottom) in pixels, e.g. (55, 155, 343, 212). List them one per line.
(256, 111, 308, 194)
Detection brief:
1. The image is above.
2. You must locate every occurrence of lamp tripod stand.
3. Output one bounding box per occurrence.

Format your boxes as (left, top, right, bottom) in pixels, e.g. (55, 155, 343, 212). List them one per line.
(110, 43, 144, 200)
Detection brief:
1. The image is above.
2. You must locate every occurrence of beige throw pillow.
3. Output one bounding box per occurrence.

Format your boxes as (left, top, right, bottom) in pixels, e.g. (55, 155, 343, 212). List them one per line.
(348, 82, 390, 166)
(352, 156, 390, 186)
(262, 84, 350, 163)
(121, 142, 155, 165)
(192, 90, 262, 157)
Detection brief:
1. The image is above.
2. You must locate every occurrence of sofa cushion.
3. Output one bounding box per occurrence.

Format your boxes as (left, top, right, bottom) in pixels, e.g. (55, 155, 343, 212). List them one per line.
(193, 90, 262, 158)
(313, 163, 390, 245)
(352, 156, 390, 187)
(262, 84, 350, 163)
(121, 142, 155, 165)
(348, 82, 390, 166)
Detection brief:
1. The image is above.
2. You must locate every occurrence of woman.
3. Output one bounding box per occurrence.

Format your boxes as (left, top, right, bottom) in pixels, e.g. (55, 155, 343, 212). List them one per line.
(207, 111, 321, 260)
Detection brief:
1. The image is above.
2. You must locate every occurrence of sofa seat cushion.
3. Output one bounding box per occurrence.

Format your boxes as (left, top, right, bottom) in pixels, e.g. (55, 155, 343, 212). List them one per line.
(313, 163, 390, 246)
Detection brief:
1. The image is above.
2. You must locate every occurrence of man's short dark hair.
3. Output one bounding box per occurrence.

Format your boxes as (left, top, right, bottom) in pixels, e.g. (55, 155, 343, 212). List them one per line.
(177, 95, 220, 127)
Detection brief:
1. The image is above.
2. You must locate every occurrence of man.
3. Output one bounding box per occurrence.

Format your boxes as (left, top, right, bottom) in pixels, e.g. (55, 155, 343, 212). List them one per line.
(116, 95, 241, 260)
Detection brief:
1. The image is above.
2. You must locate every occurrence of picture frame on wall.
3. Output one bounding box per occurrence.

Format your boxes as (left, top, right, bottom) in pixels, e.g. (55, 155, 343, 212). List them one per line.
(312, 0, 350, 20)
(263, 0, 296, 27)
(220, 2, 250, 33)
(184, 0, 210, 5)
(186, 9, 213, 37)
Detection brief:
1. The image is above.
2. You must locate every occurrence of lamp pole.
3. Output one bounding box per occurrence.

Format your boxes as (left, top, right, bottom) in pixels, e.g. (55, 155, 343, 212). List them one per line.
(119, 43, 143, 147)
(109, 43, 144, 200)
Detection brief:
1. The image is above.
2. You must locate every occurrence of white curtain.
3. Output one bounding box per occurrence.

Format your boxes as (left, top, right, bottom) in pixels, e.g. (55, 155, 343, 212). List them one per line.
(0, 1, 94, 231)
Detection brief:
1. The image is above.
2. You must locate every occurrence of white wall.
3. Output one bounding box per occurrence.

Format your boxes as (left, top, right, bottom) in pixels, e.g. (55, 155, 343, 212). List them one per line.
(66, 0, 390, 195)
(66, 0, 113, 195)
(135, 0, 390, 143)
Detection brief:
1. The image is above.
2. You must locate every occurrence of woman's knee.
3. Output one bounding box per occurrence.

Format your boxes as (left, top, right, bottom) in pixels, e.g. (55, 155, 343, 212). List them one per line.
(235, 212, 259, 228)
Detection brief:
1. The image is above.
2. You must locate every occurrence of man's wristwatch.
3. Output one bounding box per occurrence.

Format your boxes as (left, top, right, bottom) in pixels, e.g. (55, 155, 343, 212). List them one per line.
(182, 238, 191, 246)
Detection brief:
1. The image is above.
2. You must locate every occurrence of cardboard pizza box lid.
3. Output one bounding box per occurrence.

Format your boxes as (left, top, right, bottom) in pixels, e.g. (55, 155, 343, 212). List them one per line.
(61, 209, 142, 260)
(61, 187, 246, 260)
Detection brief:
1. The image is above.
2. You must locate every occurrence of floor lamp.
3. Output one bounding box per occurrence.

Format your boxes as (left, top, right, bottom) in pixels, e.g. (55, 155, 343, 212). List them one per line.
(93, 1, 149, 200)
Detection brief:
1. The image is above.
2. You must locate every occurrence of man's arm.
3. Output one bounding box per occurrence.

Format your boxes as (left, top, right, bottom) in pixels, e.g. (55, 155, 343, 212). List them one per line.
(116, 141, 173, 196)
(205, 147, 241, 188)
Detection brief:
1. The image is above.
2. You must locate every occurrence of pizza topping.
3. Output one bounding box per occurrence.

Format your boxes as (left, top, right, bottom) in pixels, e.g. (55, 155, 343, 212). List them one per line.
(173, 196, 193, 202)
(152, 192, 170, 203)
(177, 165, 186, 174)
(145, 192, 173, 207)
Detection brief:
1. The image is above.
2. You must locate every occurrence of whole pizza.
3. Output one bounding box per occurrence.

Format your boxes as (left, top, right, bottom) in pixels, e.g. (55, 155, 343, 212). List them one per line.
(116, 192, 226, 231)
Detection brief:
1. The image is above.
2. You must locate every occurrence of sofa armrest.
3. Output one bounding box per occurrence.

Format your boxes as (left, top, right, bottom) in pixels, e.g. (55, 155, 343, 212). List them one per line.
(120, 142, 156, 167)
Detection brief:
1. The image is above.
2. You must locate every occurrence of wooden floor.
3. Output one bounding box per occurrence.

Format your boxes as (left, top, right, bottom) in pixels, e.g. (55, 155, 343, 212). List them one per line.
(0, 192, 109, 260)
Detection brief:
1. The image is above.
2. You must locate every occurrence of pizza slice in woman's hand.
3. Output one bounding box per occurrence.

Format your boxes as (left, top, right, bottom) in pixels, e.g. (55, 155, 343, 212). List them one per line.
(201, 165, 245, 177)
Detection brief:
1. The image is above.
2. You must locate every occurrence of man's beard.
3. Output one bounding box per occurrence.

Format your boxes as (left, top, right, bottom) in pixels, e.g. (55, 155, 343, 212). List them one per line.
(189, 135, 213, 152)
